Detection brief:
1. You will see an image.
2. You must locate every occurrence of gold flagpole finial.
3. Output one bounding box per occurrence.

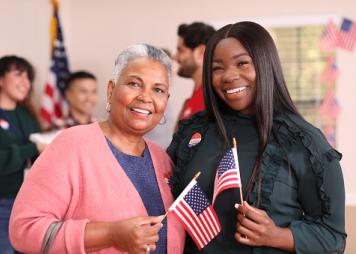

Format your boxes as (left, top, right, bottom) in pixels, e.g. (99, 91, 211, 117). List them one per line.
(193, 171, 201, 181)
(233, 137, 237, 148)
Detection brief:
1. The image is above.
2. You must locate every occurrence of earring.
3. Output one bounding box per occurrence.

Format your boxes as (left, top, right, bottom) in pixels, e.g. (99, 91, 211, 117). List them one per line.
(106, 102, 111, 113)
(159, 115, 167, 125)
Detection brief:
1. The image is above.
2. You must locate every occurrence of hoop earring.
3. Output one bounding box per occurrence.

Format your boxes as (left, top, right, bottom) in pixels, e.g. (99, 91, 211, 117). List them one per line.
(106, 102, 111, 113)
(159, 115, 167, 125)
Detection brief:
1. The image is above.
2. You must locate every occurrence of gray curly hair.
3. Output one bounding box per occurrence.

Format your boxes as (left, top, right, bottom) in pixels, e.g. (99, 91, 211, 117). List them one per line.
(112, 43, 172, 84)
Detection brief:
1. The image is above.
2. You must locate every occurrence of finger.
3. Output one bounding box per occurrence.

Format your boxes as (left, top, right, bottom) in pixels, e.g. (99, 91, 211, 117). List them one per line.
(237, 202, 268, 224)
(137, 215, 165, 226)
(148, 243, 157, 252)
(243, 201, 266, 216)
(237, 213, 260, 232)
(235, 232, 257, 246)
(236, 222, 259, 240)
(141, 222, 163, 237)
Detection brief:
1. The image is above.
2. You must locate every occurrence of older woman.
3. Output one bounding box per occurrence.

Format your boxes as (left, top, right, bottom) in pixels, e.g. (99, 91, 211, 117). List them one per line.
(9, 44, 185, 254)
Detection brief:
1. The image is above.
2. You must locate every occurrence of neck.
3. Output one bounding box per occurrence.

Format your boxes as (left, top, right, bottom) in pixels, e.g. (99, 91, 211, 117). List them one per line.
(69, 109, 91, 125)
(100, 120, 145, 156)
(0, 93, 17, 110)
(192, 67, 203, 90)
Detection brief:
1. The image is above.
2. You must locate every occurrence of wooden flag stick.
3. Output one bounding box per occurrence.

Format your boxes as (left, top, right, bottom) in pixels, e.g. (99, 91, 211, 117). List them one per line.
(161, 171, 202, 221)
(233, 138, 244, 205)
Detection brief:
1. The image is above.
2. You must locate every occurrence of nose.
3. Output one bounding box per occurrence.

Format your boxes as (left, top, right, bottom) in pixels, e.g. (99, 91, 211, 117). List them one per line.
(136, 88, 153, 103)
(222, 67, 240, 84)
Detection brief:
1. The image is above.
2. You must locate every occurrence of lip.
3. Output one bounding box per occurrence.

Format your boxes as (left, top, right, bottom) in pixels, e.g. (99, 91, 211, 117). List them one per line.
(130, 107, 153, 116)
(223, 85, 249, 95)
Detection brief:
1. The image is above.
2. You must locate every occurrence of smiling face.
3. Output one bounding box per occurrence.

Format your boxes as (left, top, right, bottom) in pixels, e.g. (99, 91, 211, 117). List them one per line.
(65, 78, 98, 116)
(107, 57, 169, 136)
(174, 37, 199, 78)
(0, 68, 31, 103)
(211, 37, 257, 115)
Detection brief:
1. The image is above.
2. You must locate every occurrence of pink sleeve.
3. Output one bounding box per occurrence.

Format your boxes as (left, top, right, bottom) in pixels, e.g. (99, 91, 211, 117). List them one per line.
(9, 138, 89, 253)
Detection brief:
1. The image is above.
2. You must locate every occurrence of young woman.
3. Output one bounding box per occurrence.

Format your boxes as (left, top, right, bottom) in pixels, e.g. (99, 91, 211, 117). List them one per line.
(168, 21, 346, 253)
(0, 55, 46, 254)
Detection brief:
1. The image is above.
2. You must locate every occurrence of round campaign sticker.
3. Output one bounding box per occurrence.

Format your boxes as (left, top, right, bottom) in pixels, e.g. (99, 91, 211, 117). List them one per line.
(0, 119, 9, 130)
(188, 132, 202, 147)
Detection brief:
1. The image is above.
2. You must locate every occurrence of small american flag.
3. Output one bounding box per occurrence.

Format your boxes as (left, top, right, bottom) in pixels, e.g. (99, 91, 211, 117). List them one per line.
(319, 21, 339, 52)
(169, 179, 221, 250)
(40, 0, 70, 128)
(320, 56, 339, 86)
(213, 148, 242, 204)
(338, 18, 356, 51)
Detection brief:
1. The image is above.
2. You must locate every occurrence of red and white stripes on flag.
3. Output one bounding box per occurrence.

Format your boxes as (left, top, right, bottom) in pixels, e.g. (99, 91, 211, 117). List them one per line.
(339, 18, 356, 51)
(319, 21, 339, 52)
(40, 0, 70, 128)
(212, 148, 242, 204)
(169, 179, 221, 250)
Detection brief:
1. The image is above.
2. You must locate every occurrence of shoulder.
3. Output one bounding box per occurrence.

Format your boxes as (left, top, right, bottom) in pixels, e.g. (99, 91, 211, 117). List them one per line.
(176, 111, 209, 137)
(273, 111, 338, 156)
(50, 122, 101, 149)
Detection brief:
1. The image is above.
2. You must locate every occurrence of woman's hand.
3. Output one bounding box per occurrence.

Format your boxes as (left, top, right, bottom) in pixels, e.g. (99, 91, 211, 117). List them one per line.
(109, 215, 164, 254)
(235, 201, 294, 252)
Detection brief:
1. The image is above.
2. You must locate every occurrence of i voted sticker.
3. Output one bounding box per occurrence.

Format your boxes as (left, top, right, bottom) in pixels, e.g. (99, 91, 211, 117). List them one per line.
(0, 119, 9, 130)
(188, 132, 202, 147)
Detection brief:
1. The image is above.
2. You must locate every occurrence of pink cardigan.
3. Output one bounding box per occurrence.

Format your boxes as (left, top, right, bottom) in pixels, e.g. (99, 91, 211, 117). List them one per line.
(9, 122, 185, 253)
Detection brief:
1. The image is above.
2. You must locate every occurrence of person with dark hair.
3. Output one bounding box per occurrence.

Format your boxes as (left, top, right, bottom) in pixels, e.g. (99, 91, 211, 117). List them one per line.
(0, 55, 46, 254)
(174, 22, 215, 122)
(167, 21, 346, 253)
(54, 70, 98, 128)
(9, 44, 184, 254)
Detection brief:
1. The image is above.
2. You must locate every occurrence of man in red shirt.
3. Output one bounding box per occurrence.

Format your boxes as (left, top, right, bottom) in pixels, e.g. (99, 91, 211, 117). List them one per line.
(174, 22, 215, 122)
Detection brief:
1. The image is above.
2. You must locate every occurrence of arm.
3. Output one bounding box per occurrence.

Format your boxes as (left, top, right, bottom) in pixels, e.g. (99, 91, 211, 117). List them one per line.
(289, 152, 346, 253)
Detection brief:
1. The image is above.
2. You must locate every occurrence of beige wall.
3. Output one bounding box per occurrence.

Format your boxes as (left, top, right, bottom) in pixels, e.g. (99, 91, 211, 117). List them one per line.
(1, 0, 355, 252)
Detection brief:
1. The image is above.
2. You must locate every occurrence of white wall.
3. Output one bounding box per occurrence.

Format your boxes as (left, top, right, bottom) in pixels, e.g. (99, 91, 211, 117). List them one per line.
(1, 0, 355, 205)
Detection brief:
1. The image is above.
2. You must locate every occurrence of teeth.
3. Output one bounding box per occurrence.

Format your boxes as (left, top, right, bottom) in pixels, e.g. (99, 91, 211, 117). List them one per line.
(226, 86, 247, 94)
(131, 108, 151, 114)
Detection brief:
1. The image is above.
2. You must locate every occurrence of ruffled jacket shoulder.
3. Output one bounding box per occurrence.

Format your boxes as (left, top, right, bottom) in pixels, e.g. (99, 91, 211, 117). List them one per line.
(258, 111, 342, 215)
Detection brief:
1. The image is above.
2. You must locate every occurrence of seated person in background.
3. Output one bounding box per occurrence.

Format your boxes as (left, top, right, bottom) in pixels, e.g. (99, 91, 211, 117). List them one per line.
(0, 55, 46, 254)
(54, 71, 98, 128)
(9, 44, 184, 254)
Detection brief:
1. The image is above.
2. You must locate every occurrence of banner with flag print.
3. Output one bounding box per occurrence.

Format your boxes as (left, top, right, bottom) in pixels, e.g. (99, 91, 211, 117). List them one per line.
(319, 21, 339, 52)
(40, 0, 70, 128)
(168, 179, 221, 250)
(338, 18, 356, 51)
(212, 148, 242, 204)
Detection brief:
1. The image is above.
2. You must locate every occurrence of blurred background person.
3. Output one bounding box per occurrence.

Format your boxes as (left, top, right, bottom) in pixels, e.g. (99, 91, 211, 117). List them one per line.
(54, 70, 98, 128)
(173, 22, 215, 123)
(9, 44, 184, 254)
(0, 55, 46, 254)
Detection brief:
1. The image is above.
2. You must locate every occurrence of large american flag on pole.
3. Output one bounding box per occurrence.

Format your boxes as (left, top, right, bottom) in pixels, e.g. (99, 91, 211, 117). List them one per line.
(338, 18, 356, 51)
(213, 148, 242, 204)
(169, 179, 221, 250)
(40, 0, 70, 128)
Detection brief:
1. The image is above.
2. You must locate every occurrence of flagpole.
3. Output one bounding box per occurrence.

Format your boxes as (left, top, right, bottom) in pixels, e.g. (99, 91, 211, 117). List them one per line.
(233, 138, 244, 205)
(161, 171, 201, 221)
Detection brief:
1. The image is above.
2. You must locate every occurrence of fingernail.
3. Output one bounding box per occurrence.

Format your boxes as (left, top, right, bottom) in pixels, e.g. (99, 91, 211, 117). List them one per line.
(234, 203, 239, 209)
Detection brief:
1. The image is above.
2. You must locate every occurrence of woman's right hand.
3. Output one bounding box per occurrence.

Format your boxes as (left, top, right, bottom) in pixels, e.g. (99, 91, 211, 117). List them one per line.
(109, 215, 164, 253)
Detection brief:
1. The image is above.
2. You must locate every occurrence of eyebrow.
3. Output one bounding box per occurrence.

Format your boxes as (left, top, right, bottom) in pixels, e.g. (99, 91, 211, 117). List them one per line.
(128, 74, 168, 87)
(213, 52, 250, 63)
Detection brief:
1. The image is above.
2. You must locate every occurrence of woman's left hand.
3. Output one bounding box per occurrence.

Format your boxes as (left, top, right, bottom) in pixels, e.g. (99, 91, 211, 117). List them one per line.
(234, 201, 294, 251)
